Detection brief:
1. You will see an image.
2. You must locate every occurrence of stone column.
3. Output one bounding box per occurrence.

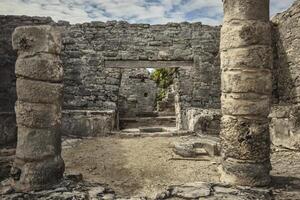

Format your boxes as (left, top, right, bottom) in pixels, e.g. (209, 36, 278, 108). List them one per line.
(220, 0, 272, 186)
(10, 25, 65, 191)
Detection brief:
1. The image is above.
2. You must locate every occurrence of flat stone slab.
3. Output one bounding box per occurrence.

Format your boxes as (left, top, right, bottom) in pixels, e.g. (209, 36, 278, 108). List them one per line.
(117, 128, 193, 138)
(139, 127, 164, 133)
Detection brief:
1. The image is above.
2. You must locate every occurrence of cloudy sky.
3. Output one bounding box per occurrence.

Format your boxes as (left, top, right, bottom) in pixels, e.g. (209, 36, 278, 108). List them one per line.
(0, 0, 295, 25)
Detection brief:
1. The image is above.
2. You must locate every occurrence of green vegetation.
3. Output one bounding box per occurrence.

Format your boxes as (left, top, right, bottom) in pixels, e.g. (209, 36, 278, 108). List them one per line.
(150, 68, 177, 101)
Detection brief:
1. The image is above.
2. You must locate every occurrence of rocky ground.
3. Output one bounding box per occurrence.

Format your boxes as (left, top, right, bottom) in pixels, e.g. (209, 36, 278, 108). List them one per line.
(62, 136, 220, 198)
(1, 135, 300, 199)
(62, 136, 300, 199)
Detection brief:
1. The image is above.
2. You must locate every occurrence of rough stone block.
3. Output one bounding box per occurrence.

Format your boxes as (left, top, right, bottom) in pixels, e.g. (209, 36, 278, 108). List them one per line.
(221, 115, 270, 161)
(16, 126, 61, 160)
(221, 46, 272, 70)
(187, 108, 221, 135)
(223, 0, 269, 22)
(222, 70, 272, 94)
(12, 25, 61, 56)
(221, 21, 271, 50)
(269, 105, 300, 150)
(173, 136, 220, 157)
(15, 54, 63, 82)
(17, 79, 63, 104)
(11, 156, 64, 192)
(269, 105, 290, 119)
(221, 94, 270, 117)
(62, 110, 116, 137)
(15, 101, 61, 129)
(220, 158, 271, 187)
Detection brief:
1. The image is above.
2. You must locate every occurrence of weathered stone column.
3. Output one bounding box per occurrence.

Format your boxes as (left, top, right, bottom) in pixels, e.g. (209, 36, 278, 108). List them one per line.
(220, 0, 272, 186)
(10, 25, 65, 191)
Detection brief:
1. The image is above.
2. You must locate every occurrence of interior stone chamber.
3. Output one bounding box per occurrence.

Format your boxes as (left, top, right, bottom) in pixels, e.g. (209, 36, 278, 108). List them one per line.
(0, 0, 300, 190)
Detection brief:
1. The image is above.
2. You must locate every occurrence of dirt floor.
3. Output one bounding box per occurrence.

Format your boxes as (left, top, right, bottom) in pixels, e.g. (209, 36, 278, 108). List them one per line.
(62, 136, 300, 198)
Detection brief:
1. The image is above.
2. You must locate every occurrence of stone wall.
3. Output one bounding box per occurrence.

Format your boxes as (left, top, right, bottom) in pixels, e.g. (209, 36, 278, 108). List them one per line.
(271, 0, 300, 149)
(61, 21, 220, 131)
(0, 16, 54, 147)
(61, 21, 221, 110)
(62, 110, 116, 137)
(272, 0, 300, 105)
(157, 85, 176, 114)
(0, 16, 221, 137)
(118, 68, 157, 118)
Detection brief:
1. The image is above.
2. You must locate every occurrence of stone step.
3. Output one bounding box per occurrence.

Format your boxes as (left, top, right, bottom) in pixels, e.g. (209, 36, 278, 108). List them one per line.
(120, 116, 176, 129)
(139, 127, 164, 132)
(116, 128, 193, 138)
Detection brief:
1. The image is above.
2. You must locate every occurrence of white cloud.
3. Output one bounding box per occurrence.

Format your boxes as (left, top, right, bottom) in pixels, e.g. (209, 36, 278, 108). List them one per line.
(271, 0, 295, 16)
(0, 0, 296, 25)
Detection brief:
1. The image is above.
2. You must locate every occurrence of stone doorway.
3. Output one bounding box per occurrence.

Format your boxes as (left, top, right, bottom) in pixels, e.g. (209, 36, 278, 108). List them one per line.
(105, 60, 193, 135)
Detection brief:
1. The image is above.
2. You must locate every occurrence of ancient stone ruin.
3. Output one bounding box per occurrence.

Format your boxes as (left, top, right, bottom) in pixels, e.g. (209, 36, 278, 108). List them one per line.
(0, 0, 300, 199)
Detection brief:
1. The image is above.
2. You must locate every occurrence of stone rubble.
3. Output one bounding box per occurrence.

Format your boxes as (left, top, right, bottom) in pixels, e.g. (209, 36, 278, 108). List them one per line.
(173, 135, 220, 157)
(155, 182, 273, 200)
(1, 175, 275, 200)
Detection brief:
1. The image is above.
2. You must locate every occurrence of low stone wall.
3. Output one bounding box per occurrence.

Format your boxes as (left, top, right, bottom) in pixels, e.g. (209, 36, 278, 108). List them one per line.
(269, 105, 300, 150)
(187, 108, 221, 135)
(62, 110, 116, 137)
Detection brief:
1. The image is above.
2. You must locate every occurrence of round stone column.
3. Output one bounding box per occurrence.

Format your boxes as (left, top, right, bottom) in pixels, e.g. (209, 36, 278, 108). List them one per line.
(220, 0, 272, 186)
(10, 25, 65, 191)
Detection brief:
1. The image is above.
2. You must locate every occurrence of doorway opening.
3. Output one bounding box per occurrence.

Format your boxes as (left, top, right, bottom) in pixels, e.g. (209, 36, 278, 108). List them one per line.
(105, 60, 193, 135)
(118, 67, 178, 133)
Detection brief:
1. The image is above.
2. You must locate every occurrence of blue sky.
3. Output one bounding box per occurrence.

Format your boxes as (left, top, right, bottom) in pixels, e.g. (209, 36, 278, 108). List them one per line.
(0, 0, 295, 25)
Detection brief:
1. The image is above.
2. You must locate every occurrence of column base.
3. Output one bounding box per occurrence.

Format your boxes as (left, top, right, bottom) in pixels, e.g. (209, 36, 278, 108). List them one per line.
(219, 158, 271, 187)
(10, 155, 64, 192)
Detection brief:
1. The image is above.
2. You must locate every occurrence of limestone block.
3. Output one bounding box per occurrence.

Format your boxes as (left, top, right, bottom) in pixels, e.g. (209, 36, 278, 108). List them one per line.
(220, 158, 271, 186)
(15, 55, 63, 82)
(221, 94, 270, 117)
(269, 105, 300, 150)
(222, 70, 272, 94)
(16, 126, 61, 160)
(17, 79, 63, 104)
(223, 0, 269, 22)
(187, 108, 221, 135)
(221, 46, 272, 70)
(12, 25, 61, 56)
(221, 115, 270, 161)
(15, 101, 61, 129)
(269, 105, 290, 119)
(11, 156, 64, 192)
(220, 22, 271, 50)
(62, 110, 116, 137)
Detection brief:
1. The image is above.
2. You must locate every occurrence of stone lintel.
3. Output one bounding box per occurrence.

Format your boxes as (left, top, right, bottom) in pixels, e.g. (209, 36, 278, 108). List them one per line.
(105, 60, 193, 69)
